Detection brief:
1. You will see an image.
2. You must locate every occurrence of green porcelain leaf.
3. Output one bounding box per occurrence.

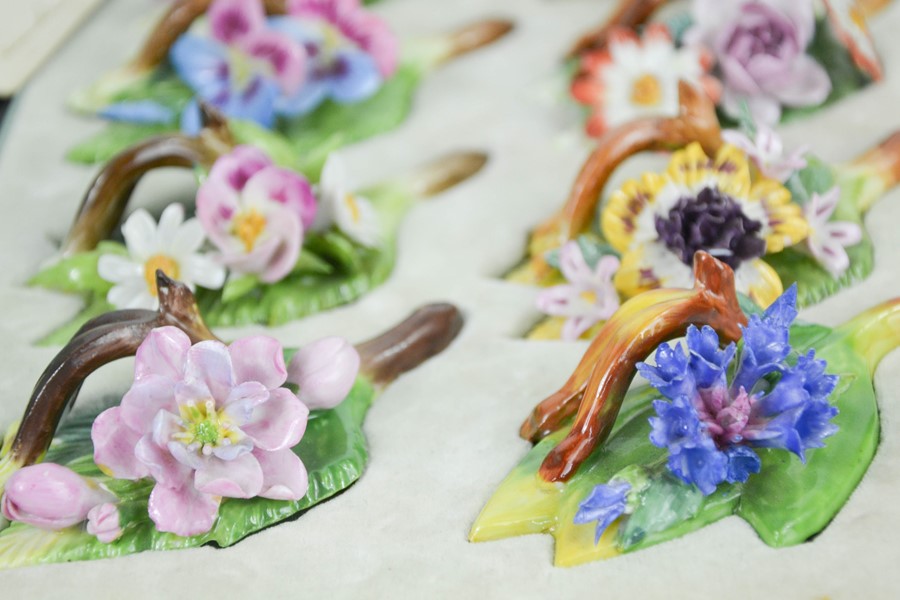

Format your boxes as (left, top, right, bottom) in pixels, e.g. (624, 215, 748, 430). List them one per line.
(67, 122, 179, 165)
(470, 317, 884, 566)
(0, 377, 376, 569)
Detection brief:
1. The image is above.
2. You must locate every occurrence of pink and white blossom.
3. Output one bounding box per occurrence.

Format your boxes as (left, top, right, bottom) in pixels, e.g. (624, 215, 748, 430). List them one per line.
(536, 242, 621, 340)
(804, 186, 862, 278)
(91, 327, 311, 537)
(86, 502, 123, 543)
(722, 125, 807, 182)
(1, 463, 116, 531)
(197, 145, 317, 283)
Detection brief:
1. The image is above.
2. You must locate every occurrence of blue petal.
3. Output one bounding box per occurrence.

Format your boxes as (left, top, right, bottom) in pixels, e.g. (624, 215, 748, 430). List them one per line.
(762, 284, 798, 329)
(100, 100, 174, 124)
(180, 99, 203, 135)
(755, 368, 809, 417)
(573, 481, 631, 544)
(648, 396, 703, 450)
(223, 76, 280, 129)
(170, 34, 230, 99)
(686, 325, 736, 389)
(276, 78, 329, 116)
(667, 441, 727, 496)
(795, 399, 839, 452)
(328, 49, 382, 104)
(637, 340, 695, 402)
(795, 350, 839, 402)
(724, 445, 761, 483)
(266, 16, 322, 47)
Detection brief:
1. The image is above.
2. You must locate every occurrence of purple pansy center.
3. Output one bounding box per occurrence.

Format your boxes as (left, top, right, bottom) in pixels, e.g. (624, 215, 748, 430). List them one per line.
(654, 186, 765, 268)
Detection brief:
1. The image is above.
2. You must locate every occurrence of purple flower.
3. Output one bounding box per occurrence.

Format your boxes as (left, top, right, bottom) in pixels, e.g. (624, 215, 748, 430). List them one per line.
(535, 241, 621, 340)
(170, 0, 306, 132)
(272, 0, 398, 115)
(722, 125, 807, 182)
(573, 480, 631, 543)
(804, 186, 863, 278)
(92, 327, 311, 537)
(686, 0, 831, 124)
(197, 145, 317, 283)
(1, 464, 116, 531)
(637, 285, 839, 494)
(86, 502, 123, 543)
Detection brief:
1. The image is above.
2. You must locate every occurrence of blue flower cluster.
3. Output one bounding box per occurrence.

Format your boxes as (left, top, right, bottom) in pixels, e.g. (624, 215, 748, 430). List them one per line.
(573, 480, 631, 544)
(636, 285, 839, 495)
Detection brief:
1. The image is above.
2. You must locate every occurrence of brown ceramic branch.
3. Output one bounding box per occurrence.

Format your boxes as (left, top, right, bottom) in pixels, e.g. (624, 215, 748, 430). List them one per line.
(61, 106, 233, 257)
(432, 19, 515, 65)
(565, 0, 668, 60)
(519, 252, 747, 482)
(130, 0, 289, 72)
(527, 82, 720, 274)
(6, 273, 216, 470)
(357, 303, 464, 386)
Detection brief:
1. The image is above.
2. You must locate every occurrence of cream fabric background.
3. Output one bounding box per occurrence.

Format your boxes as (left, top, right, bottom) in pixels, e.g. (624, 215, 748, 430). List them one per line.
(1, 0, 899, 597)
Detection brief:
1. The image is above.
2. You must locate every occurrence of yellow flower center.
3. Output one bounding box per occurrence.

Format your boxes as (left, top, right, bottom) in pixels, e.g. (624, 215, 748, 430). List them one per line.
(631, 73, 662, 107)
(343, 194, 362, 224)
(851, 6, 866, 30)
(233, 209, 267, 252)
(143, 254, 180, 295)
(172, 399, 243, 454)
(580, 290, 598, 305)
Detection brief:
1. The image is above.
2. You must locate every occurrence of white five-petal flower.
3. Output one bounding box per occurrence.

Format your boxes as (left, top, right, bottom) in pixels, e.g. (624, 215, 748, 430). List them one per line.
(98, 204, 226, 309)
(804, 186, 863, 278)
(315, 156, 381, 248)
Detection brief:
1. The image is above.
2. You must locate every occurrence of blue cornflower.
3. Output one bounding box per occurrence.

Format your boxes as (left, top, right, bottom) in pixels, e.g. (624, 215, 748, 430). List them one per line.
(636, 285, 839, 495)
(573, 480, 631, 543)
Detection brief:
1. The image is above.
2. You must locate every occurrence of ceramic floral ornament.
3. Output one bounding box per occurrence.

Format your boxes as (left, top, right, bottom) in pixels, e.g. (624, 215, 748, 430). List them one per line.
(67, 0, 512, 176)
(514, 83, 899, 340)
(0, 274, 463, 567)
(567, 0, 885, 134)
(29, 110, 486, 344)
(471, 252, 900, 567)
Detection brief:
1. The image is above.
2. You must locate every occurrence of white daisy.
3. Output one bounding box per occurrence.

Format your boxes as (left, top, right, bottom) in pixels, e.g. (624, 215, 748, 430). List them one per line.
(315, 156, 381, 248)
(97, 204, 226, 309)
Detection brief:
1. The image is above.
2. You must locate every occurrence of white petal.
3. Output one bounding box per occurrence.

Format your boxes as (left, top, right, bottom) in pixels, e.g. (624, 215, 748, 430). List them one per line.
(168, 217, 207, 258)
(122, 209, 159, 261)
(97, 254, 142, 284)
(108, 280, 157, 310)
(334, 193, 380, 247)
(156, 204, 186, 249)
(180, 253, 227, 289)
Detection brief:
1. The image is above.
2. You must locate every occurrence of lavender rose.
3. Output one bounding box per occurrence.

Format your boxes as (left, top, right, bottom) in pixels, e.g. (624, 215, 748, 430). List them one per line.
(686, 0, 831, 124)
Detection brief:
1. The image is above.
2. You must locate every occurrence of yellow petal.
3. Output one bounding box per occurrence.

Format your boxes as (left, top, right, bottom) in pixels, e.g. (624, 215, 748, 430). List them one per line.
(745, 258, 784, 308)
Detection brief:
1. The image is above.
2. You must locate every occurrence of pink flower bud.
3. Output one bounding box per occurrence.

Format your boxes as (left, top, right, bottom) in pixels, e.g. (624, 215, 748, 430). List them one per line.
(288, 337, 360, 410)
(0, 464, 116, 530)
(87, 502, 123, 543)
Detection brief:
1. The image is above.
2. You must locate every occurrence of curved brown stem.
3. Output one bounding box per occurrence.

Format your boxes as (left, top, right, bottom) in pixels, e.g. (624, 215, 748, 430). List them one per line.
(433, 19, 515, 65)
(357, 303, 464, 386)
(565, 0, 668, 60)
(520, 253, 747, 482)
(526, 82, 720, 279)
(130, 0, 289, 72)
(6, 273, 216, 471)
(61, 106, 233, 257)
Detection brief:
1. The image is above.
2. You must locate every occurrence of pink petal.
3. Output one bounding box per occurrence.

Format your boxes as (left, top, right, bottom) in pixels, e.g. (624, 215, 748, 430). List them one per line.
(592, 255, 621, 282)
(135, 433, 192, 488)
(223, 381, 270, 424)
(287, 337, 359, 410)
(134, 326, 191, 381)
(228, 335, 288, 389)
(208, 145, 272, 192)
(826, 222, 862, 246)
(558, 241, 592, 285)
(92, 407, 149, 480)
(256, 208, 304, 283)
(120, 374, 178, 434)
(148, 483, 220, 537)
(254, 448, 308, 500)
(1, 464, 114, 530)
(243, 387, 309, 451)
(240, 29, 306, 95)
(562, 316, 594, 341)
(243, 166, 317, 230)
(183, 341, 236, 404)
(196, 176, 243, 250)
(86, 503, 122, 543)
(535, 285, 580, 318)
(194, 453, 263, 498)
(209, 0, 266, 44)
(765, 54, 831, 107)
